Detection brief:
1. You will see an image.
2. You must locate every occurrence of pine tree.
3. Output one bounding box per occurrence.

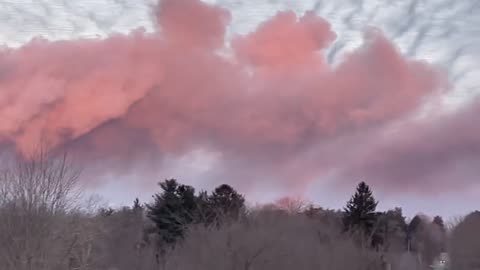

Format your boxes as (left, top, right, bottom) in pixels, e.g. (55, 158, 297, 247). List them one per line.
(132, 198, 143, 212)
(209, 184, 245, 223)
(195, 190, 216, 225)
(433, 216, 445, 232)
(343, 181, 379, 247)
(376, 208, 408, 252)
(407, 215, 423, 252)
(432, 215, 447, 252)
(146, 179, 198, 245)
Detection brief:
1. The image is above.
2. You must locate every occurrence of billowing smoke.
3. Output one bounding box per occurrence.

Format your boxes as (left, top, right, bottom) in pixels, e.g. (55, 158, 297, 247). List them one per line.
(0, 0, 459, 195)
(335, 97, 480, 195)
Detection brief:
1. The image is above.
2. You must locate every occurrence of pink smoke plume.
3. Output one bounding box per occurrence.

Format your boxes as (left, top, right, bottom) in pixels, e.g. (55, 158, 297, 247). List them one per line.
(334, 98, 480, 195)
(0, 0, 454, 194)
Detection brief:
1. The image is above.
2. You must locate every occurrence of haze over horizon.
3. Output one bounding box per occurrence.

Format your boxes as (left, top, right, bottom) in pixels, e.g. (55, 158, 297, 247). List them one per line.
(1, 0, 480, 219)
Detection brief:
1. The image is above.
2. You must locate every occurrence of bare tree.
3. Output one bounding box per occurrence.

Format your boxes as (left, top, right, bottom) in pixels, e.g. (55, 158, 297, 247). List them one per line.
(274, 196, 310, 214)
(0, 146, 82, 270)
(164, 208, 383, 270)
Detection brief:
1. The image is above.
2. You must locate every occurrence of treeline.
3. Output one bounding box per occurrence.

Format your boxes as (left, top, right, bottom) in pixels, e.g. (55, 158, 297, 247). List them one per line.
(0, 150, 479, 270)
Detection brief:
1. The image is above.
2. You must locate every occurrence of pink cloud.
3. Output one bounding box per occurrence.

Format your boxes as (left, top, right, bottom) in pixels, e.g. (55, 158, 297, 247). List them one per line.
(335, 98, 480, 195)
(0, 0, 450, 195)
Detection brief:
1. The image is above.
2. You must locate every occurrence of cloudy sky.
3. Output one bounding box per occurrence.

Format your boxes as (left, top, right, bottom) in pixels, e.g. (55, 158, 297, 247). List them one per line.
(1, 0, 479, 219)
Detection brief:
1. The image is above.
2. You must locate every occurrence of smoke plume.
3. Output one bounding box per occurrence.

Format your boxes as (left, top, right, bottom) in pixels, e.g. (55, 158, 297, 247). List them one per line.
(335, 98, 480, 194)
(1, 0, 462, 195)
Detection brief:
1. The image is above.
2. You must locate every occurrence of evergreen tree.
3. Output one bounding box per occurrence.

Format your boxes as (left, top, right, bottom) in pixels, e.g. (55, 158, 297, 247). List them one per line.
(432, 216, 445, 232)
(407, 214, 445, 264)
(209, 184, 245, 221)
(407, 214, 423, 252)
(343, 181, 379, 247)
(146, 179, 199, 245)
(132, 198, 143, 214)
(133, 198, 141, 209)
(432, 215, 447, 252)
(408, 215, 423, 234)
(376, 208, 408, 252)
(195, 190, 216, 225)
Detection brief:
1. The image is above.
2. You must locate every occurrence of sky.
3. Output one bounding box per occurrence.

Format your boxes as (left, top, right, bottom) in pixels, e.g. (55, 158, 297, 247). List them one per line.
(0, 0, 479, 219)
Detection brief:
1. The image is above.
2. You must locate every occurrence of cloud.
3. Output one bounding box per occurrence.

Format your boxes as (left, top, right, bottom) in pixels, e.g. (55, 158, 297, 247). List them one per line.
(334, 98, 480, 195)
(0, 0, 460, 197)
